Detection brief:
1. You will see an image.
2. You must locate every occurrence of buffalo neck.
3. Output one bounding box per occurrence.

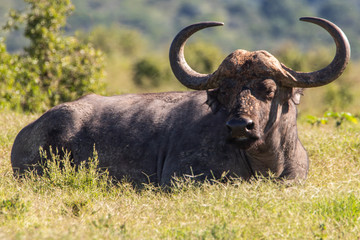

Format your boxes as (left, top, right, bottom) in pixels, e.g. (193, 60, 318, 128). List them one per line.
(244, 102, 309, 179)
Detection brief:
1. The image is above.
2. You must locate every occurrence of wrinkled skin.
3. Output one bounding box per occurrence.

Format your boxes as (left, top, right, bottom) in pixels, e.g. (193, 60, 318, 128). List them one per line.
(11, 50, 308, 185)
(11, 17, 349, 185)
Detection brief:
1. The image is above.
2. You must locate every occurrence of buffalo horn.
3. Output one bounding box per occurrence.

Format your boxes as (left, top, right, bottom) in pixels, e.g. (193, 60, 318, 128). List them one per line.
(169, 22, 224, 90)
(281, 17, 350, 88)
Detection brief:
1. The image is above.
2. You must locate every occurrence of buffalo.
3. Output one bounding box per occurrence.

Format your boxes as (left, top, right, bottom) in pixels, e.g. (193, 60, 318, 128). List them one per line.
(11, 17, 350, 185)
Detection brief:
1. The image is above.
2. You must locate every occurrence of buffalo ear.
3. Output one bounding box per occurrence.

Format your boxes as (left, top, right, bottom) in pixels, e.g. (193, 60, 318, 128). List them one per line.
(291, 88, 304, 105)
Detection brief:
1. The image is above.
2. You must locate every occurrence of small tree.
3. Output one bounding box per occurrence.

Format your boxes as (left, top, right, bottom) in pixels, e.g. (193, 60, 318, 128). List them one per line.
(0, 0, 105, 112)
(133, 56, 171, 88)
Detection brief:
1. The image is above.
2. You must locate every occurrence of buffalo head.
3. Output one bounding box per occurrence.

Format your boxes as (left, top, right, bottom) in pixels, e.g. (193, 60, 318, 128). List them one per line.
(169, 17, 350, 152)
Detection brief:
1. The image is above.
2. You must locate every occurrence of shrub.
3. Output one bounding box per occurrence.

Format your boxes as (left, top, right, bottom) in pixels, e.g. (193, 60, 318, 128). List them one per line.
(323, 83, 354, 111)
(0, 0, 105, 112)
(185, 41, 224, 74)
(306, 111, 358, 127)
(133, 56, 170, 88)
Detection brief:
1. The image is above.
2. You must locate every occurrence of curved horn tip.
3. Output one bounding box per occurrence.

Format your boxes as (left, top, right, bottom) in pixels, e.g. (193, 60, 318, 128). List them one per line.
(298, 16, 350, 51)
(298, 17, 343, 27)
(169, 21, 224, 90)
(299, 16, 323, 22)
(198, 21, 224, 26)
(187, 21, 224, 29)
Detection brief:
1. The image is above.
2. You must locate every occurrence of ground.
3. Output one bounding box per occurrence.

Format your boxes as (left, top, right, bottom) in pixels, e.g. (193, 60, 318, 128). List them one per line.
(0, 110, 359, 239)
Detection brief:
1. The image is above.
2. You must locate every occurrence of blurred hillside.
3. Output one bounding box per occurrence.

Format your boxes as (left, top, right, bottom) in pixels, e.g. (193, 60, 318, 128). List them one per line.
(1, 0, 360, 58)
(0, 0, 359, 116)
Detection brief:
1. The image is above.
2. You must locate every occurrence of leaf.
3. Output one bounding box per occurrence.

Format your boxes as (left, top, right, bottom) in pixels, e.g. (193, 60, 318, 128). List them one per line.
(320, 118, 328, 125)
(341, 112, 358, 124)
(305, 115, 318, 125)
(324, 111, 339, 119)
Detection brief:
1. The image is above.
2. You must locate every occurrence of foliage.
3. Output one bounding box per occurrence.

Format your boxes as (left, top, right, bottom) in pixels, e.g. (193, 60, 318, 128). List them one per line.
(306, 111, 358, 127)
(0, 0, 105, 112)
(185, 41, 225, 74)
(30, 145, 112, 191)
(3, 0, 360, 59)
(131, 40, 224, 89)
(323, 83, 354, 111)
(0, 195, 29, 220)
(132, 55, 171, 88)
(275, 43, 332, 72)
(77, 24, 146, 58)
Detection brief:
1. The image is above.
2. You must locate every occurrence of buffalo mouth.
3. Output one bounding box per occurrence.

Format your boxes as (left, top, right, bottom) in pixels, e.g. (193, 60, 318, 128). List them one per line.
(227, 133, 260, 149)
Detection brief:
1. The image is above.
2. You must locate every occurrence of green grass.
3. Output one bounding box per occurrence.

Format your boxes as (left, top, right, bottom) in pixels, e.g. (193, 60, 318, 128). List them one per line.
(0, 110, 359, 239)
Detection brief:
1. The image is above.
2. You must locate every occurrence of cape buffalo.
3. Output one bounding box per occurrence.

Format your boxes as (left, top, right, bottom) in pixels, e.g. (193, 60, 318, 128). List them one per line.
(11, 17, 350, 185)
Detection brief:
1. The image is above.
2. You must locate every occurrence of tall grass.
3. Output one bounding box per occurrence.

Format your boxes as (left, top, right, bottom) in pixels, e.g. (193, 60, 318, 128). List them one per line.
(0, 111, 359, 239)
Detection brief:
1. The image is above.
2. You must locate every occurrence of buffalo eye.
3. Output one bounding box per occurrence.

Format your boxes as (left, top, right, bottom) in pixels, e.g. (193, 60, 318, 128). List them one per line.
(255, 79, 277, 100)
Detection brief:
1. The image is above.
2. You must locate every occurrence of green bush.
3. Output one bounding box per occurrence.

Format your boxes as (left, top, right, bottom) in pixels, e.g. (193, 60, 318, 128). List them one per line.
(0, 0, 105, 112)
(306, 111, 358, 127)
(185, 41, 224, 74)
(275, 43, 332, 72)
(323, 83, 354, 111)
(132, 56, 172, 88)
(79, 25, 146, 58)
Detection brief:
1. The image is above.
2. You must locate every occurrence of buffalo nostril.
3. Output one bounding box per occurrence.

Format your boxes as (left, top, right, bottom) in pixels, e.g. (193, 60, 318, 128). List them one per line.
(226, 118, 255, 136)
(226, 119, 240, 131)
(246, 120, 254, 130)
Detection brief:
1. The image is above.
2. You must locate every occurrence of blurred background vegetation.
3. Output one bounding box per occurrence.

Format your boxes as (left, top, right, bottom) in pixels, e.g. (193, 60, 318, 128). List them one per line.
(0, 0, 359, 117)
